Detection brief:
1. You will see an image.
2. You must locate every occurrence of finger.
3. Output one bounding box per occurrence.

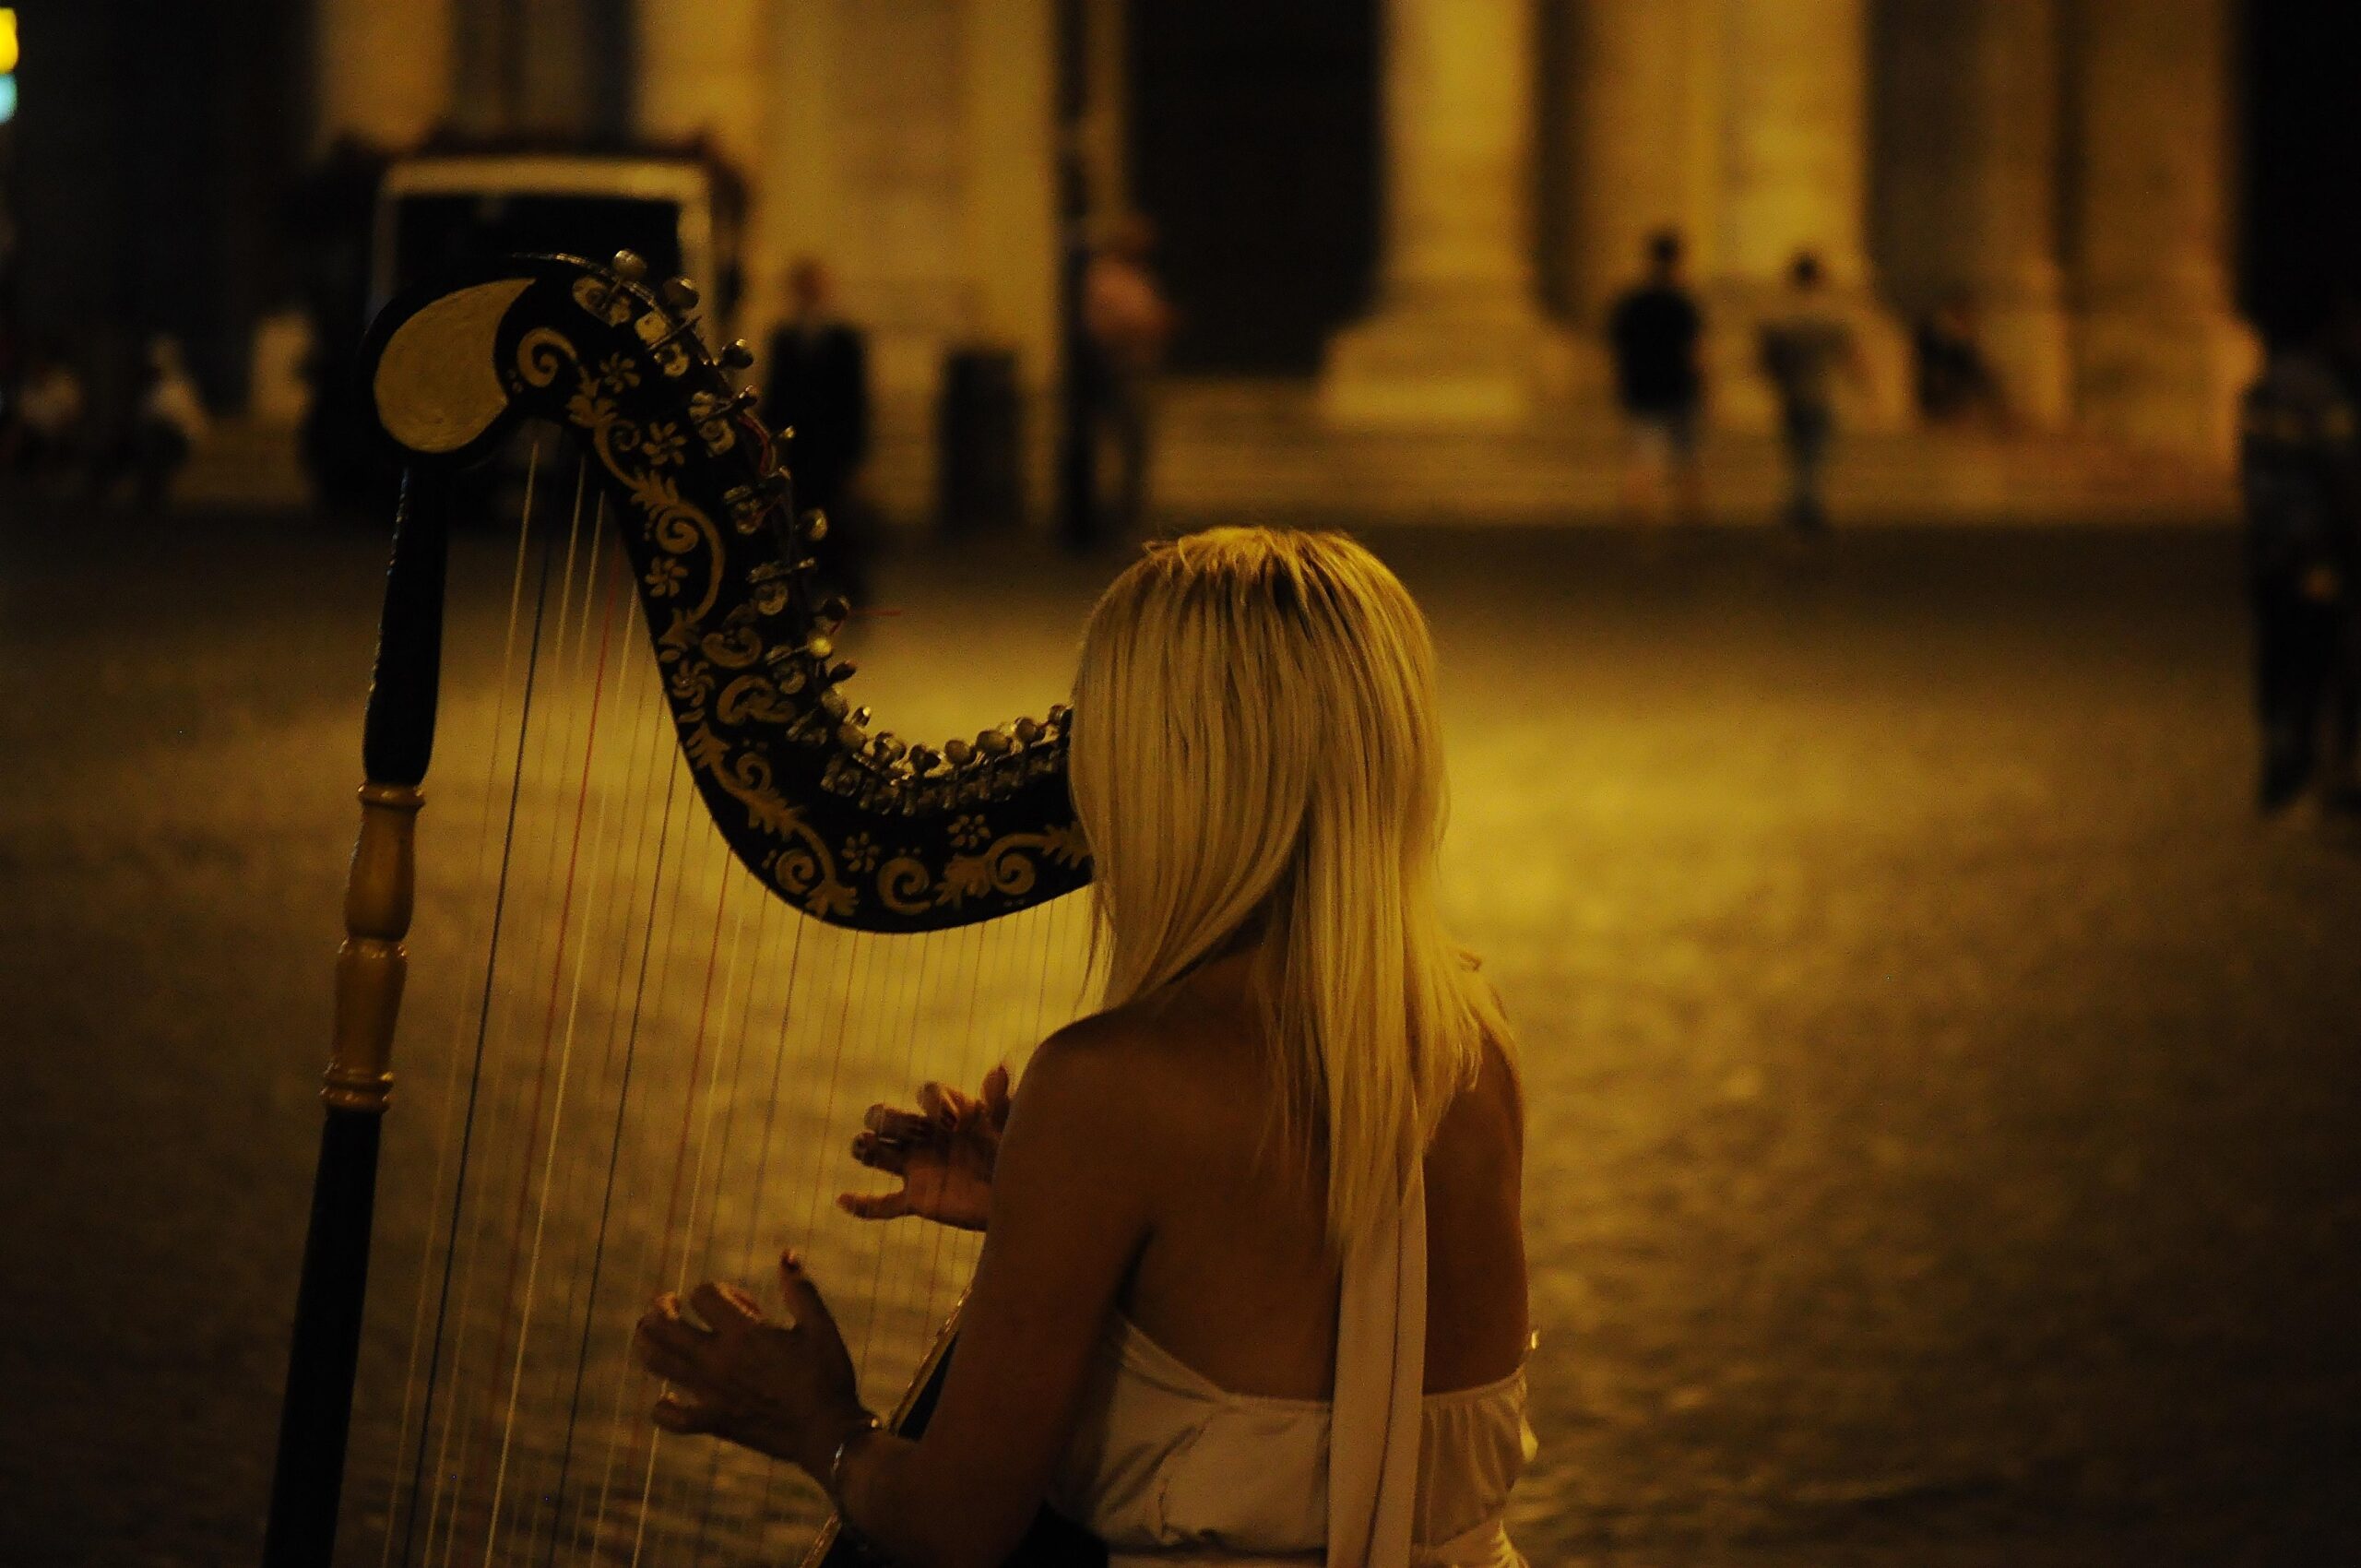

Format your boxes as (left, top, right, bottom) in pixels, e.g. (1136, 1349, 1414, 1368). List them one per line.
(633, 1330, 705, 1385)
(652, 1391, 717, 1435)
(863, 1104, 936, 1142)
(836, 1188, 912, 1222)
(636, 1293, 707, 1356)
(981, 1063, 1013, 1123)
(915, 1081, 955, 1124)
(850, 1131, 912, 1175)
(689, 1280, 760, 1335)
(778, 1250, 843, 1338)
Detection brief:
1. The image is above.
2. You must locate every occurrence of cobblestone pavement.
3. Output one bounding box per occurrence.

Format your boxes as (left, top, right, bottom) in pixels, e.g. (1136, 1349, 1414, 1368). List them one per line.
(2, 506, 2357, 1566)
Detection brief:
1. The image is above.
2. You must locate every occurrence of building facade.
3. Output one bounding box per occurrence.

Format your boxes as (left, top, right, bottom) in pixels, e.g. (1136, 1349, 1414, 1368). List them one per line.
(314, 0, 2253, 497)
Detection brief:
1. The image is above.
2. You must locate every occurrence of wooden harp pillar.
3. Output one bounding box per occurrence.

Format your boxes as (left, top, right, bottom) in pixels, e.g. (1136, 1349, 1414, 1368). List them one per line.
(265, 465, 449, 1568)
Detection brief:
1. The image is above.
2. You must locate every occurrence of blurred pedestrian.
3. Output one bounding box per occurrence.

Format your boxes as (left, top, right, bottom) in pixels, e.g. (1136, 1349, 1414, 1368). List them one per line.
(1758, 253, 1863, 536)
(1607, 230, 1706, 528)
(1914, 291, 2003, 428)
(2242, 325, 2361, 814)
(3, 341, 86, 487)
(1080, 214, 1174, 542)
(763, 257, 872, 602)
(126, 335, 209, 511)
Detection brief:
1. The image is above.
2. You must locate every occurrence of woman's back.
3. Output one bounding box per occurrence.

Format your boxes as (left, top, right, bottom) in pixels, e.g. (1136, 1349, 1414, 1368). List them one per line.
(1100, 950, 1529, 1402)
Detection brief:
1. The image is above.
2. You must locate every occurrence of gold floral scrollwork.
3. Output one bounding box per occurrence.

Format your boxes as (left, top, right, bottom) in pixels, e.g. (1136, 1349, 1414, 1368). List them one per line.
(715, 674, 798, 727)
(932, 823, 1090, 911)
(877, 854, 937, 916)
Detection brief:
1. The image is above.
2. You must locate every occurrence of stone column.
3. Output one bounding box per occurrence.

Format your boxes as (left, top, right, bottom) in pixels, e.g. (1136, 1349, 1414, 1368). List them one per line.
(1321, 0, 1570, 429)
(1876, 0, 2071, 429)
(2069, 0, 2256, 461)
(1563, 0, 1717, 324)
(1709, 0, 1906, 431)
(636, 0, 770, 325)
(314, 0, 452, 149)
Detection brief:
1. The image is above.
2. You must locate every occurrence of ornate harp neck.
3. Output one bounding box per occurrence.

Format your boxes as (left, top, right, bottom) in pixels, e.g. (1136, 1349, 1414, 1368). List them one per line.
(361, 252, 1091, 934)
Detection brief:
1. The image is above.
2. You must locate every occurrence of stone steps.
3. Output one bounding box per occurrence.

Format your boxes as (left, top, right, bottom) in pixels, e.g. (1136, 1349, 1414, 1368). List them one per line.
(1148, 378, 2235, 525)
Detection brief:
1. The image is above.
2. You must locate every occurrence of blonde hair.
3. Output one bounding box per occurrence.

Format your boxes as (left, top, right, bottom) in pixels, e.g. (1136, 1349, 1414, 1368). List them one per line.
(1067, 527, 1509, 1247)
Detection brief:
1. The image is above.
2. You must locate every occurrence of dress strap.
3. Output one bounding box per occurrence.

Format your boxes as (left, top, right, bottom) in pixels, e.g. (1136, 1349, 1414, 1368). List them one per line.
(1325, 1166, 1426, 1568)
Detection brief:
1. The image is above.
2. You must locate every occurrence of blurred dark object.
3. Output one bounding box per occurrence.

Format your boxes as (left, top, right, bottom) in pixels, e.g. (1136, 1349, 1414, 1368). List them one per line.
(289, 135, 391, 516)
(1914, 292, 2005, 428)
(1074, 217, 1173, 546)
(764, 257, 872, 602)
(1759, 252, 1857, 537)
(2240, 337, 2361, 814)
(938, 347, 1025, 536)
(0, 338, 86, 487)
(122, 335, 209, 511)
(1608, 231, 1706, 527)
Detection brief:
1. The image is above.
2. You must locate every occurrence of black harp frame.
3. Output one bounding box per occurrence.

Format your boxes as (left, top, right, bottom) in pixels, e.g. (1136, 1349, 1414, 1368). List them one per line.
(261, 251, 1101, 1568)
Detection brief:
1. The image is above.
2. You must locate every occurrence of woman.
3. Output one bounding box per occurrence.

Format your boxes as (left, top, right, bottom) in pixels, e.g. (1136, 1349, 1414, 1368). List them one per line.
(635, 528, 1534, 1567)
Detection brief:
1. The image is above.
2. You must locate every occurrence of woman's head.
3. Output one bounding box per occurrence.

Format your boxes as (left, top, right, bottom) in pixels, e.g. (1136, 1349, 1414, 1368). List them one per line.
(1068, 527, 1505, 1244)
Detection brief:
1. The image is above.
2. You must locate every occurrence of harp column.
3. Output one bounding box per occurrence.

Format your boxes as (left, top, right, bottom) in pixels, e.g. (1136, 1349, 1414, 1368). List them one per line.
(2067, 0, 2256, 461)
(1321, 0, 1572, 429)
(1704, 0, 1907, 433)
(314, 0, 453, 148)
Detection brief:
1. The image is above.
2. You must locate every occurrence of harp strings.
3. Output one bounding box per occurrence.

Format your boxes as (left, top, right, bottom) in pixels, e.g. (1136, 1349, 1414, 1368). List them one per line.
(364, 436, 1096, 1567)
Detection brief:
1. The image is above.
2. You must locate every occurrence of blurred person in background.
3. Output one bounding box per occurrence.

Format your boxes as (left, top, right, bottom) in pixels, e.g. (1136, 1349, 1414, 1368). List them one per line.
(1759, 252, 1864, 537)
(3, 340, 86, 489)
(2242, 309, 2361, 815)
(1081, 214, 1175, 543)
(764, 257, 872, 603)
(1607, 230, 1706, 528)
(125, 335, 208, 512)
(1913, 291, 2004, 429)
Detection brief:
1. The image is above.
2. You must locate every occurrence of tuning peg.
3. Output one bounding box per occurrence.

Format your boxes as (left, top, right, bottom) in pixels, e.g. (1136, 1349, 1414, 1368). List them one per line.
(976, 728, 1014, 757)
(801, 508, 829, 543)
(943, 739, 977, 767)
(802, 632, 835, 661)
(661, 277, 701, 312)
(612, 250, 648, 281)
(1014, 716, 1044, 745)
(908, 743, 943, 774)
(719, 338, 754, 369)
(870, 732, 908, 764)
(826, 659, 858, 684)
(730, 386, 762, 413)
(1047, 703, 1073, 729)
(850, 706, 873, 730)
(815, 595, 850, 630)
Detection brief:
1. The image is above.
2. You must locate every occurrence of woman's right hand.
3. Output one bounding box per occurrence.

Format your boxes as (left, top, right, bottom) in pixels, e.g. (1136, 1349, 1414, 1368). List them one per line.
(837, 1064, 1011, 1232)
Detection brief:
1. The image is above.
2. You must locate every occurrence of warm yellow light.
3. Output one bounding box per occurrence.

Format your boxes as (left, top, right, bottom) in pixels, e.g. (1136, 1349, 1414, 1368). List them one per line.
(0, 12, 16, 76)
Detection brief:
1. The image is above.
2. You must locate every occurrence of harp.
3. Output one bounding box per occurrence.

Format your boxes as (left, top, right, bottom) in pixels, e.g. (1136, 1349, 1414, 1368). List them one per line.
(262, 252, 1106, 1566)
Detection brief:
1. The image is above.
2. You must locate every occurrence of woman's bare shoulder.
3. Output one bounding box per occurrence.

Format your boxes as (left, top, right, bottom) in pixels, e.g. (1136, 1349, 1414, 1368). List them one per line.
(1012, 992, 1249, 1166)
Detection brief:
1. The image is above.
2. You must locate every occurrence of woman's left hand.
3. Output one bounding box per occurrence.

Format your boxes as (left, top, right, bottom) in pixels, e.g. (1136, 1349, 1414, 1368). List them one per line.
(632, 1251, 873, 1479)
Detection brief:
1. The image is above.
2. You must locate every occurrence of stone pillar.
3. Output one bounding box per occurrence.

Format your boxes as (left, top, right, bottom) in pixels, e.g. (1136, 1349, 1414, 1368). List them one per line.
(1875, 0, 2071, 429)
(1321, 0, 1570, 428)
(636, 0, 769, 321)
(314, 0, 452, 149)
(964, 0, 1062, 519)
(1709, 0, 1906, 431)
(2069, 0, 2256, 461)
(1563, 0, 1718, 325)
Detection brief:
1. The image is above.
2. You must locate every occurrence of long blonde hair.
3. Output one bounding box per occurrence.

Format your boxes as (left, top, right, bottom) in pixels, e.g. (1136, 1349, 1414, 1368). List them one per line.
(1067, 527, 1508, 1247)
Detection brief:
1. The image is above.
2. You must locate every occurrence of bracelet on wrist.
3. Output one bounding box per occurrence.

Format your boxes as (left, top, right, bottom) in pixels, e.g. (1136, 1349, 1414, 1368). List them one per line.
(826, 1410, 883, 1503)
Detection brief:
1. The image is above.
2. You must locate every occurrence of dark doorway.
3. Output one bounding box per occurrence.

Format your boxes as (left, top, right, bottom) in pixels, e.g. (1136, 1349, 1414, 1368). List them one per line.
(1127, 0, 1379, 375)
